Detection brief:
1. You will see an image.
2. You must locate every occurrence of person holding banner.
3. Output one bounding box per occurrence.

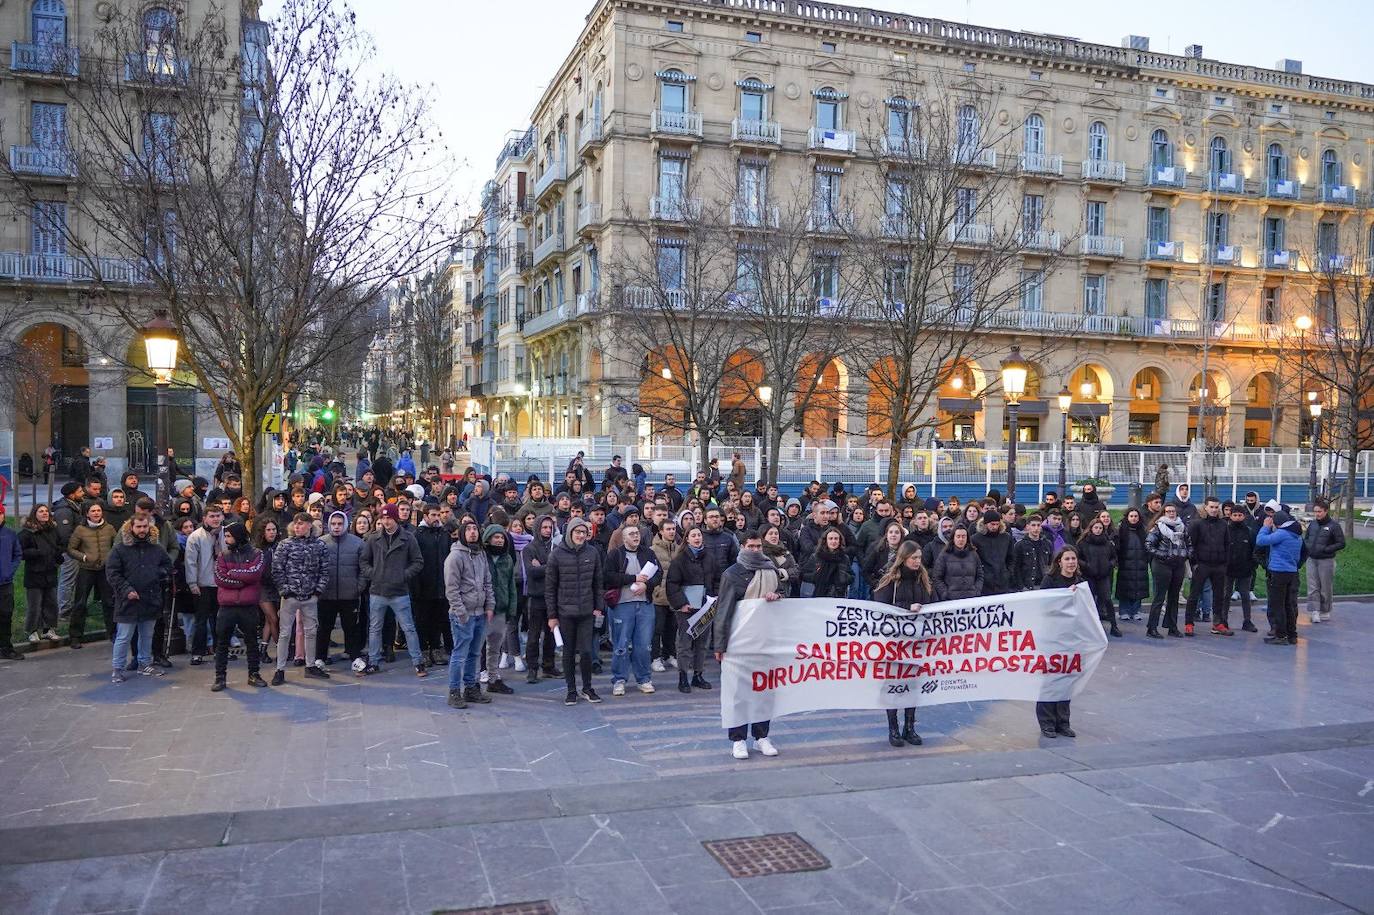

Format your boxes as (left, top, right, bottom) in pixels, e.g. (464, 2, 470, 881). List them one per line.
(714, 533, 787, 760)
(667, 526, 717, 693)
(871, 541, 932, 748)
(1037, 547, 1086, 738)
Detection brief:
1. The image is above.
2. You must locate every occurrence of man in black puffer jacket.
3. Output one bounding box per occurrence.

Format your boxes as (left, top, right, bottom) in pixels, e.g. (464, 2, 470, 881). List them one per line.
(1011, 515, 1055, 591)
(1223, 504, 1259, 633)
(970, 511, 1014, 596)
(412, 504, 455, 666)
(545, 518, 605, 704)
(105, 514, 172, 680)
(1185, 496, 1231, 636)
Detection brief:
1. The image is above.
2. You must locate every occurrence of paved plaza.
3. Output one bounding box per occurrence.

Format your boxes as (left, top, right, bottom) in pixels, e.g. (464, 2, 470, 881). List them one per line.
(0, 605, 1371, 914)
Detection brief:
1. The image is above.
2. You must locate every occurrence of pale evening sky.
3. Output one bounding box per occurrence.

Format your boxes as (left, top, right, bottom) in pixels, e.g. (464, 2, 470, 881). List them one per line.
(283, 0, 1374, 220)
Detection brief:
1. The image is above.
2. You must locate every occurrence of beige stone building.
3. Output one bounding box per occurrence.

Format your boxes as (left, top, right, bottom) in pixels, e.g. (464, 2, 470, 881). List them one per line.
(0, 1, 251, 480)
(471, 0, 1374, 451)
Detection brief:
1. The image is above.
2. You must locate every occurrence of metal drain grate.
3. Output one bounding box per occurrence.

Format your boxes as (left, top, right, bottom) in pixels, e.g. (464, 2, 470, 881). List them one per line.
(437, 902, 556, 915)
(702, 832, 831, 878)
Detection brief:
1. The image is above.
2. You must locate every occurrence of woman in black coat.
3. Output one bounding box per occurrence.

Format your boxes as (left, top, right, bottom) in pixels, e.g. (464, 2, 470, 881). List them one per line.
(803, 529, 852, 598)
(1075, 518, 1121, 638)
(862, 521, 905, 588)
(1038, 546, 1086, 740)
(933, 527, 983, 601)
(872, 541, 932, 748)
(1113, 508, 1150, 622)
(19, 504, 63, 641)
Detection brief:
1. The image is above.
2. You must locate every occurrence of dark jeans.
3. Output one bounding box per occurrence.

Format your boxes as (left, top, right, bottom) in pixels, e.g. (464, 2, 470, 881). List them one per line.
(214, 605, 262, 677)
(71, 567, 113, 641)
(1036, 700, 1071, 732)
(1226, 572, 1254, 624)
(1086, 574, 1115, 627)
(414, 597, 450, 653)
(1148, 559, 1185, 631)
(524, 596, 558, 673)
(675, 611, 708, 672)
(1186, 562, 1228, 627)
(728, 721, 770, 742)
(0, 582, 13, 651)
(316, 599, 358, 662)
(558, 615, 595, 692)
(653, 604, 676, 661)
(1268, 571, 1300, 642)
(191, 586, 219, 656)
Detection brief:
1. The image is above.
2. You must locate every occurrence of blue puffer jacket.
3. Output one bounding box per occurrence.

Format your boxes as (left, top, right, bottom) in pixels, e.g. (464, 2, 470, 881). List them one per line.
(1256, 515, 1303, 573)
(0, 526, 24, 585)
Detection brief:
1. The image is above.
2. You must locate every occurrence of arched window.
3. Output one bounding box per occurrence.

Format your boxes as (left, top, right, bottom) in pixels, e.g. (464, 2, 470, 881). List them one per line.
(1321, 148, 1341, 187)
(956, 104, 978, 151)
(142, 6, 178, 76)
(659, 69, 688, 114)
(1087, 121, 1108, 161)
(1023, 113, 1045, 156)
(32, 0, 66, 46)
(1267, 142, 1286, 180)
(592, 83, 604, 128)
(815, 87, 841, 130)
(1208, 136, 1229, 174)
(1150, 129, 1172, 168)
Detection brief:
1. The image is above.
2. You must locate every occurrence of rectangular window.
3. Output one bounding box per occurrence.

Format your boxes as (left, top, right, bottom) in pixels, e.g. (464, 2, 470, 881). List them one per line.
(813, 256, 839, 301)
(30, 201, 66, 255)
(1317, 221, 1338, 258)
(1022, 194, 1044, 232)
(1147, 206, 1169, 243)
(1085, 200, 1106, 237)
(735, 251, 759, 295)
(745, 30, 762, 42)
(1083, 275, 1105, 315)
(740, 89, 765, 121)
(953, 264, 974, 307)
(1145, 278, 1167, 319)
(955, 187, 977, 225)
(30, 102, 67, 149)
(666, 20, 683, 32)
(1205, 281, 1226, 322)
(821, 41, 837, 53)
(884, 263, 908, 304)
(657, 244, 686, 288)
(1207, 211, 1229, 247)
(1020, 269, 1044, 311)
(885, 177, 907, 216)
(814, 170, 840, 213)
(1262, 286, 1280, 324)
(1264, 216, 1285, 252)
(1317, 290, 1336, 328)
(738, 161, 766, 218)
(658, 156, 685, 205)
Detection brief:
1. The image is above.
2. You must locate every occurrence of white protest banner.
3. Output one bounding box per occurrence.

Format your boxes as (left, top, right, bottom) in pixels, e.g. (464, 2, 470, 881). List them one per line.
(720, 588, 1107, 729)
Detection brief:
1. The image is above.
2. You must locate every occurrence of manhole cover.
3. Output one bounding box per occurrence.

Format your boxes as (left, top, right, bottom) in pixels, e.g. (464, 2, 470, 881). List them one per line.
(437, 903, 556, 915)
(702, 832, 830, 878)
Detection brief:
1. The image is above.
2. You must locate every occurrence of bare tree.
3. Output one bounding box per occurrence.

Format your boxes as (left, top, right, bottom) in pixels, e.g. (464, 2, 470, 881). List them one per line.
(2, 0, 451, 500)
(597, 179, 751, 474)
(850, 75, 1076, 497)
(1280, 250, 1374, 535)
(396, 267, 456, 441)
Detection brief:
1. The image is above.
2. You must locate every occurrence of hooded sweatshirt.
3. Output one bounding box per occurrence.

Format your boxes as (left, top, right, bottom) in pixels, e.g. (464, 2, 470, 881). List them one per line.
(484, 525, 517, 619)
(444, 530, 493, 623)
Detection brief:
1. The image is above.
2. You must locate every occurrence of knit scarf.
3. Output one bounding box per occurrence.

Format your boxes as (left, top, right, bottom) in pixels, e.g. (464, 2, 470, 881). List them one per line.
(739, 548, 781, 599)
(1156, 515, 1185, 544)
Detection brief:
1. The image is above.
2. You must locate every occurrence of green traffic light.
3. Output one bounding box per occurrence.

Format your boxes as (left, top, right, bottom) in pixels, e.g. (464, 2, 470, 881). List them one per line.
(320, 409, 335, 421)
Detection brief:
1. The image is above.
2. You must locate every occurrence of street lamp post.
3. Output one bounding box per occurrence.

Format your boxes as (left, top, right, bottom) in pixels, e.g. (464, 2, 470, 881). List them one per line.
(757, 384, 773, 486)
(1000, 346, 1029, 505)
(141, 310, 179, 507)
(1056, 385, 1072, 498)
(1308, 399, 1322, 509)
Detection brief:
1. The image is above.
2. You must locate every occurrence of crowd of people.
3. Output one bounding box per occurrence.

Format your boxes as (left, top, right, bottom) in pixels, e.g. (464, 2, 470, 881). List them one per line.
(0, 444, 1348, 756)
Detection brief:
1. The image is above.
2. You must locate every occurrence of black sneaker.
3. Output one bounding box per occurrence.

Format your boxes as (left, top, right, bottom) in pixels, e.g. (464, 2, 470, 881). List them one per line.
(247, 674, 268, 688)
(1241, 621, 1258, 633)
(189, 655, 202, 665)
(564, 690, 578, 706)
(415, 665, 428, 678)
(526, 671, 539, 684)
(154, 656, 174, 669)
(210, 677, 227, 692)
(270, 670, 285, 685)
(303, 665, 330, 679)
(487, 679, 514, 695)
(691, 673, 712, 690)
(581, 687, 602, 704)
(293, 657, 306, 667)
(464, 685, 492, 704)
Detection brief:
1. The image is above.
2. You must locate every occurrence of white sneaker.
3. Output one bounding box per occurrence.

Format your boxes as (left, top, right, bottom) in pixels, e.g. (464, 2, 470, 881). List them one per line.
(479, 669, 489, 683)
(498, 652, 512, 669)
(1249, 591, 1258, 601)
(756, 737, 779, 757)
(43, 629, 59, 641)
(638, 682, 655, 694)
(651, 658, 666, 673)
(666, 657, 678, 669)
(1230, 591, 1240, 601)
(612, 681, 626, 697)
(27, 632, 40, 644)
(731, 740, 750, 760)
(513, 657, 527, 672)
(1310, 610, 1323, 624)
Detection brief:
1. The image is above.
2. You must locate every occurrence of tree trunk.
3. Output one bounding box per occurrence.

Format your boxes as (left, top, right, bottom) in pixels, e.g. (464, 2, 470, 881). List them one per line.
(697, 430, 711, 479)
(31, 422, 40, 508)
(238, 412, 260, 507)
(768, 425, 785, 489)
(1345, 425, 1359, 539)
(886, 432, 903, 501)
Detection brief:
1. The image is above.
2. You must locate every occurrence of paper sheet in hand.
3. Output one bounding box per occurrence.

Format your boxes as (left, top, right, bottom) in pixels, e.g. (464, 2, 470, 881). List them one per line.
(686, 595, 719, 639)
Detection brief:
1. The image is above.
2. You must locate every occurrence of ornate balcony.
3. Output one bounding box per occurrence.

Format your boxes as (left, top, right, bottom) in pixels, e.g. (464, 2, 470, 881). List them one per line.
(9, 145, 75, 179)
(1019, 153, 1063, 177)
(10, 41, 78, 78)
(650, 110, 702, 138)
(730, 118, 780, 146)
(1204, 243, 1242, 265)
(808, 127, 856, 154)
(1081, 235, 1124, 257)
(1147, 165, 1187, 189)
(1144, 239, 1182, 261)
(1080, 159, 1125, 183)
(1205, 171, 1245, 194)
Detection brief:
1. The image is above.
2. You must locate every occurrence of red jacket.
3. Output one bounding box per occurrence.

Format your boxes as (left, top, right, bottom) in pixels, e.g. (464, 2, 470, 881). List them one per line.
(215, 547, 265, 606)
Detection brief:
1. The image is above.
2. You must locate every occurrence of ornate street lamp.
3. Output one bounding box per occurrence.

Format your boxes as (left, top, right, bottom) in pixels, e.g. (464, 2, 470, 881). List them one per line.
(1000, 346, 1029, 504)
(1056, 384, 1072, 497)
(757, 384, 773, 486)
(1308, 399, 1323, 509)
(141, 309, 179, 503)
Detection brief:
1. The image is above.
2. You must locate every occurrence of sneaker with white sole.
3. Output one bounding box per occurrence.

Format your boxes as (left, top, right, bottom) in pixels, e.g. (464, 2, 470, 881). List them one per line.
(1310, 610, 1323, 624)
(638, 682, 655, 694)
(139, 665, 165, 677)
(666, 657, 678, 669)
(498, 652, 512, 670)
(27, 632, 40, 644)
(43, 629, 59, 641)
(650, 658, 665, 673)
(479, 669, 489, 684)
(755, 737, 779, 757)
(513, 657, 527, 672)
(612, 681, 626, 697)
(731, 740, 750, 760)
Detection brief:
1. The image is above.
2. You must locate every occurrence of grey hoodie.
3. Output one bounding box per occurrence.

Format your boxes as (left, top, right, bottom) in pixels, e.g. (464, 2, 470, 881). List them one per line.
(443, 540, 493, 623)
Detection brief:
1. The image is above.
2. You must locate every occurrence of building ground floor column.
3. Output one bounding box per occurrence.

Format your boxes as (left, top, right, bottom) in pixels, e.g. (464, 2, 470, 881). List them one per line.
(85, 363, 129, 481)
